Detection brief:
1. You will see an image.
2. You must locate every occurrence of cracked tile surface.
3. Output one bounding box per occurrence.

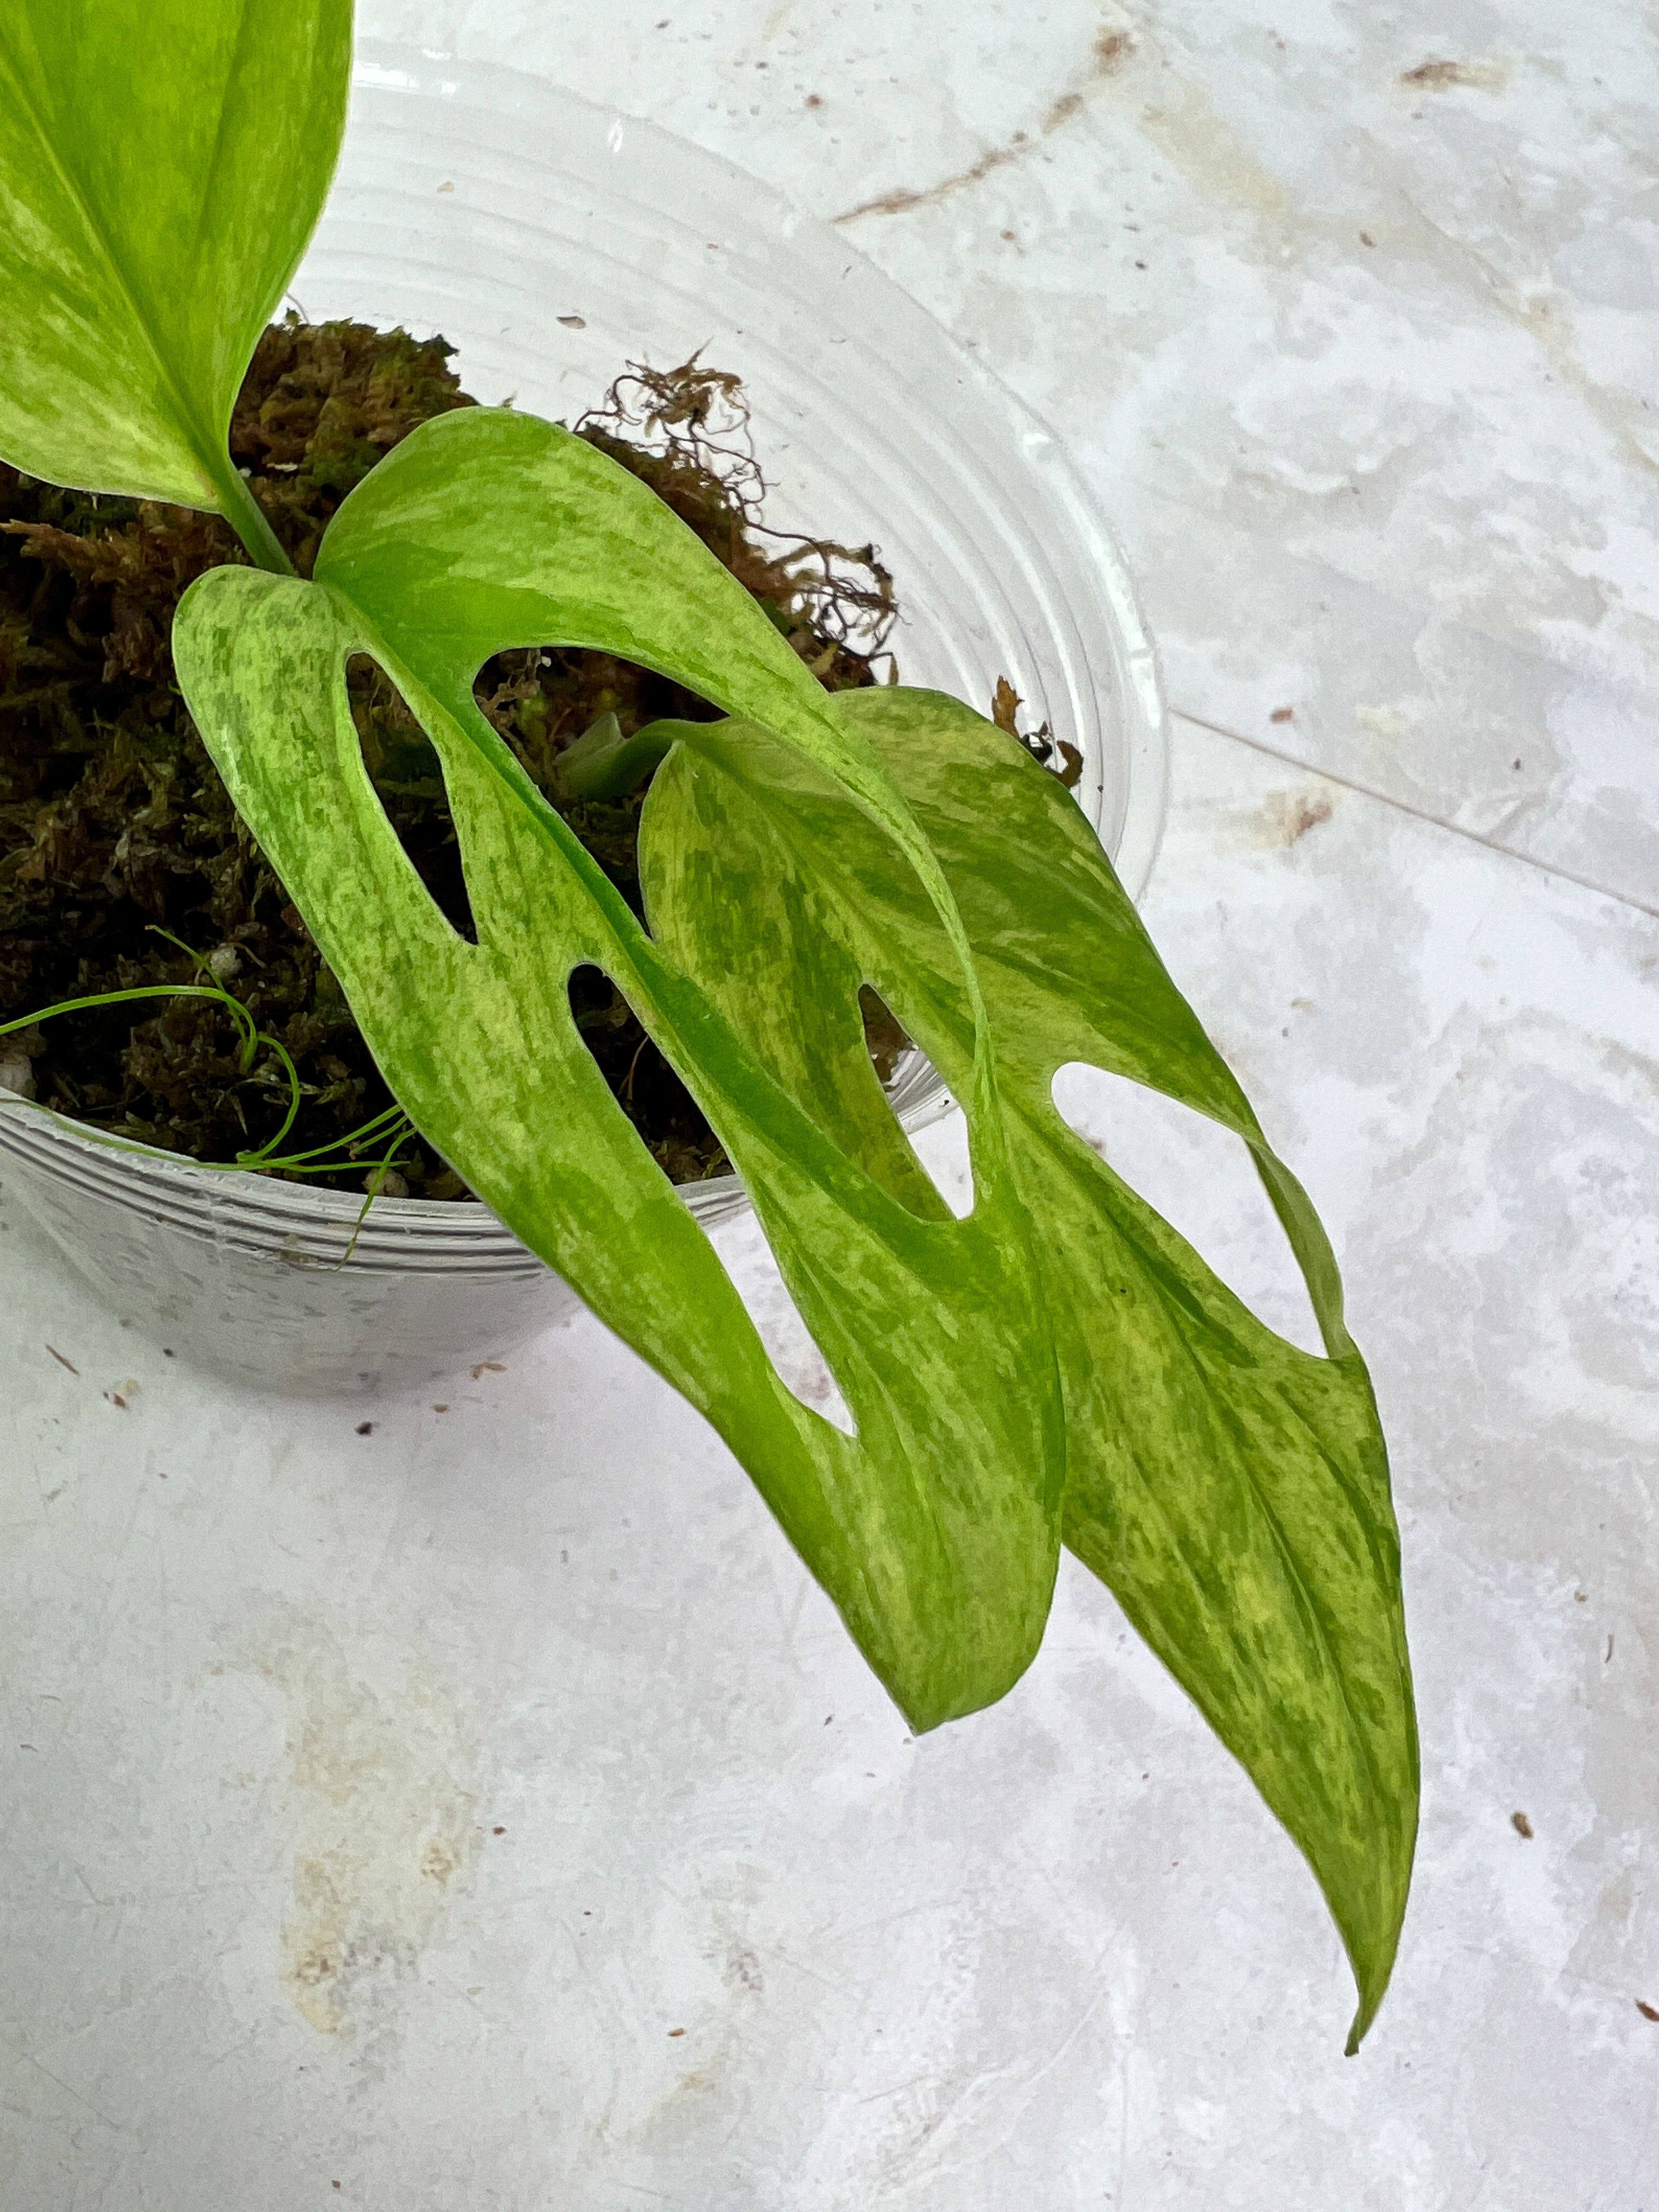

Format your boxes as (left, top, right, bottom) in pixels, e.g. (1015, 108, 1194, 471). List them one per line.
(3, 3, 1656, 2204)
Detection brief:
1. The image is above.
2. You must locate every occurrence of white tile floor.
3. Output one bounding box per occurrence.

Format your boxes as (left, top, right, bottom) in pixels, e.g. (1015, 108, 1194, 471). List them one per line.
(4, 3, 1656, 2203)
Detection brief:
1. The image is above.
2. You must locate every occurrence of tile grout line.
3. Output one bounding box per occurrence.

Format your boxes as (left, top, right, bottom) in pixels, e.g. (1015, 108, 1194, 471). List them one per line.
(1171, 710, 1659, 926)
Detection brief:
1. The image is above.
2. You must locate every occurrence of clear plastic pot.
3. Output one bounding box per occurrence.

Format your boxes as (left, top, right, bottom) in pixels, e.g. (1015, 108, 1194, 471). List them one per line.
(0, 47, 1166, 1396)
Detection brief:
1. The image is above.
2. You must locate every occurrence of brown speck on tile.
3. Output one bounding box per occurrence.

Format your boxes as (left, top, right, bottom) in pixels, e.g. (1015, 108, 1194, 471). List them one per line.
(1400, 58, 1508, 91)
(493, 1826, 506, 1835)
(1258, 792, 1333, 846)
(1270, 706, 1295, 724)
(1638, 2000, 1659, 2022)
(46, 1345, 78, 1374)
(805, 93, 823, 108)
(437, 180, 455, 193)
(356, 1421, 374, 1436)
(472, 1361, 507, 1380)
(1512, 1811, 1534, 1838)
(668, 2028, 686, 2038)
(162, 1347, 176, 1357)
(1360, 231, 1376, 246)
(557, 313, 587, 329)
(433, 1404, 450, 1414)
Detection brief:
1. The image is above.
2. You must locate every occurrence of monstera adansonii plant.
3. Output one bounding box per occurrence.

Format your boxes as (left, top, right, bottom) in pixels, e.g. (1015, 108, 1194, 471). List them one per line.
(0, 0, 1416, 2046)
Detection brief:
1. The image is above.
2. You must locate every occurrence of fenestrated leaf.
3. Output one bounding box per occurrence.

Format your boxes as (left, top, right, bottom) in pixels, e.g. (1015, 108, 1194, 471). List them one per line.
(171, 410, 1067, 1733)
(312, 407, 1006, 1093)
(637, 690, 1418, 2049)
(0, 0, 349, 547)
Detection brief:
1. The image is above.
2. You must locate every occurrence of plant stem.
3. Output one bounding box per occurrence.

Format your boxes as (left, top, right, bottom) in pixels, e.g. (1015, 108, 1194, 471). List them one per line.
(549, 711, 678, 802)
(210, 454, 294, 577)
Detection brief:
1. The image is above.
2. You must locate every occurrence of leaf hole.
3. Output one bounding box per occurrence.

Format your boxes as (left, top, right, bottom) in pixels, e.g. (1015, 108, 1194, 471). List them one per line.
(565, 967, 858, 1435)
(858, 984, 911, 1092)
(470, 643, 723, 805)
(347, 654, 478, 944)
(1049, 1063, 1325, 1355)
(852, 987, 969, 1221)
(909, 1108, 976, 1222)
(714, 1210, 860, 1437)
(566, 964, 733, 1184)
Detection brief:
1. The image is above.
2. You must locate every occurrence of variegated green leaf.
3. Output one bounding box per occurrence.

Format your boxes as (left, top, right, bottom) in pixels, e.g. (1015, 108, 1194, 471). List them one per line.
(637, 691, 1418, 2049)
(172, 410, 1066, 1731)
(0, 0, 351, 561)
(1, 0, 1414, 2050)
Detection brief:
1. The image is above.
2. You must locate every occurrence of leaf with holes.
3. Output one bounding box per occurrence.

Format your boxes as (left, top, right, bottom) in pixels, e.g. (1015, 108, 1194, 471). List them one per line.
(636, 688, 1418, 2050)
(0, 0, 350, 561)
(172, 404, 1066, 1732)
(3, 0, 1415, 2054)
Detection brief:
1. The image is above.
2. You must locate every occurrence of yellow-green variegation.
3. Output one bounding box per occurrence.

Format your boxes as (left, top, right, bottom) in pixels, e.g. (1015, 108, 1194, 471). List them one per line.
(0, 0, 1417, 2049)
(639, 692, 1419, 2049)
(0, 0, 352, 567)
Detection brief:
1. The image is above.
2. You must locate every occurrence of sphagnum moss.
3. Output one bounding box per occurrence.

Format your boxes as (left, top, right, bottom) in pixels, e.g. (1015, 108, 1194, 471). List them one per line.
(0, 325, 911, 1194)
